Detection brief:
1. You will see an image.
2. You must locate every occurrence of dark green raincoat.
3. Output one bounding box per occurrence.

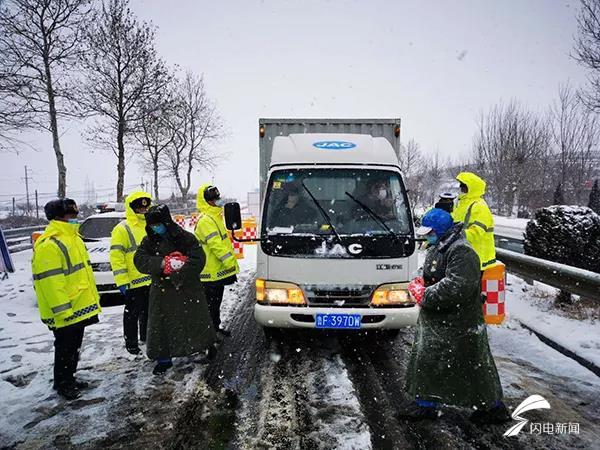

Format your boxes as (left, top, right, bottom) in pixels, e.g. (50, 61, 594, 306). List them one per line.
(406, 225, 503, 409)
(134, 222, 216, 360)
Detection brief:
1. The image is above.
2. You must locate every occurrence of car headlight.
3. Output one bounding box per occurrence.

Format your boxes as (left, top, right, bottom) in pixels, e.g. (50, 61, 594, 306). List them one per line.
(91, 262, 112, 272)
(371, 283, 415, 306)
(256, 279, 306, 306)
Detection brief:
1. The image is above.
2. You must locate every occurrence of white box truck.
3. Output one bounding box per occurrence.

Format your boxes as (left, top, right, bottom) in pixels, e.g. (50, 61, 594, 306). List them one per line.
(225, 119, 419, 336)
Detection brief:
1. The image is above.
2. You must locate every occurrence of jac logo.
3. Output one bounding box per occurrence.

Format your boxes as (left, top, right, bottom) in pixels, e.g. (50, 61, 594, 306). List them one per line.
(313, 141, 356, 150)
(348, 243, 363, 255)
(376, 264, 403, 270)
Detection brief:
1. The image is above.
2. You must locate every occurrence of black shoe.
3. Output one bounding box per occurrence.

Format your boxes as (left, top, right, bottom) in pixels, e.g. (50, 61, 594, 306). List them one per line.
(152, 361, 173, 375)
(55, 383, 81, 400)
(73, 379, 90, 389)
(126, 346, 141, 355)
(397, 402, 439, 421)
(207, 344, 218, 361)
(217, 328, 231, 337)
(469, 402, 511, 425)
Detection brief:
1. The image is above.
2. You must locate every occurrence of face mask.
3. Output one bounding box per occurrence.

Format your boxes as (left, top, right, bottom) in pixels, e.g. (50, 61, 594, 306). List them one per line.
(377, 189, 387, 200)
(426, 235, 439, 246)
(215, 199, 225, 207)
(68, 219, 79, 225)
(151, 223, 167, 235)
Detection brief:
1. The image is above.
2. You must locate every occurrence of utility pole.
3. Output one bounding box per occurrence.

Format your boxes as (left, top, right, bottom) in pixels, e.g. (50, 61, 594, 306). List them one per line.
(12, 197, 15, 216)
(22, 166, 32, 216)
(35, 190, 39, 219)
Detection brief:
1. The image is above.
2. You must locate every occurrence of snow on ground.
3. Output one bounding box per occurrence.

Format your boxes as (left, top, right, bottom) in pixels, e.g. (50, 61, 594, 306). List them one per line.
(0, 245, 257, 448)
(304, 354, 371, 449)
(503, 274, 600, 368)
(2, 241, 599, 448)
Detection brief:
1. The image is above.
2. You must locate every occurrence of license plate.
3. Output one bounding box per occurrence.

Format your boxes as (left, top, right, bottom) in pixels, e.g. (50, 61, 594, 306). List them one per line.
(315, 313, 361, 329)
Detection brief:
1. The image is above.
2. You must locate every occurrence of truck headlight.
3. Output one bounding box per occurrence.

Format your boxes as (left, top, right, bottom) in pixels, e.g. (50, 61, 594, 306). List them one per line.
(256, 279, 306, 306)
(371, 283, 414, 306)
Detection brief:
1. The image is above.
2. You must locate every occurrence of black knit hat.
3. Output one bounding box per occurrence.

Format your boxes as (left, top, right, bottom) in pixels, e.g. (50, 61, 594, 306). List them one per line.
(145, 204, 173, 226)
(44, 198, 78, 220)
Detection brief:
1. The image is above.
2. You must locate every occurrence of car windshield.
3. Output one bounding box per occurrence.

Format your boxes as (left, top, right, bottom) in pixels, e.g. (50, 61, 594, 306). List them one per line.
(79, 217, 123, 239)
(263, 169, 411, 236)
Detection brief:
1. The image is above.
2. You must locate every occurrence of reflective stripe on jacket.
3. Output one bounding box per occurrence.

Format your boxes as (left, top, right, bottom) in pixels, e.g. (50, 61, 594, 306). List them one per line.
(32, 220, 101, 329)
(194, 183, 240, 282)
(451, 172, 497, 270)
(109, 191, 152, 288)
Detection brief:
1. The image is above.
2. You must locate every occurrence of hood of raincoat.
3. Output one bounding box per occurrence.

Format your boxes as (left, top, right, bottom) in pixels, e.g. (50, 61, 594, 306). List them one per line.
(125, 191, 152, 226)
(196, 183, 222, 218)
(456, 172, 486, 199)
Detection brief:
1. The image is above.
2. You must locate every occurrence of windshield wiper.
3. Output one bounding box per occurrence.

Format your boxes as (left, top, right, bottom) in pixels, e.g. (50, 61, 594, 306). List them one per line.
(301, 181, 343, 245)
(344, 191, 398, 242)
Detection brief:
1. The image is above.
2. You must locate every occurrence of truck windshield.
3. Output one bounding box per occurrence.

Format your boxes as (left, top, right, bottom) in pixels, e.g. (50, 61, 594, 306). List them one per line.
(262, 169, 414, 258)
(79, 217, 123, 240)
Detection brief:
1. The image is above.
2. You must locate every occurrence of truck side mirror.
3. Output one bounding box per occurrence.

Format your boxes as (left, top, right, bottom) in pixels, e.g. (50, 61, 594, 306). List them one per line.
(224, 202, 242, 231)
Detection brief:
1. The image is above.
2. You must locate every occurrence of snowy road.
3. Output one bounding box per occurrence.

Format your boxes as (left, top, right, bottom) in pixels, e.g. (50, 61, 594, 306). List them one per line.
(1, 247, 599, 449)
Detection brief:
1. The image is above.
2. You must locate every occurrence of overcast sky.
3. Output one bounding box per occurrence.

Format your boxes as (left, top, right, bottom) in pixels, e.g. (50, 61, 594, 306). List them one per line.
(0, 0, 589, 207)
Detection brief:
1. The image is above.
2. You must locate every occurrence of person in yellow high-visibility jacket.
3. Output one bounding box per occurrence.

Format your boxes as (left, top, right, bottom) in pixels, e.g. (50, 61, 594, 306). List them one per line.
(109, 191, 152, 354)
(32, 199, 101, 400)
(451, 172, 497, 271)
(194, 184, 239, 336)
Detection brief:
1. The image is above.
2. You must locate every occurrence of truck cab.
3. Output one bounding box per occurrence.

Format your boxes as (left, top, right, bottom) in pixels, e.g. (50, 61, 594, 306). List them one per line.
(250, 131, 420, 332)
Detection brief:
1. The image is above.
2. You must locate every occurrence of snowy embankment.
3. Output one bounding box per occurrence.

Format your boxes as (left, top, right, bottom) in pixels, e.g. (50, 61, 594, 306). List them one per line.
(500, 274, 600, 369)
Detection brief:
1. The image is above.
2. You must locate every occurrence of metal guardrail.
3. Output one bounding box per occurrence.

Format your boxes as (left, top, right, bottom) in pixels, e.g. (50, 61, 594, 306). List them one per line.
(2, 225, 46, 238)
(2, 225, 46, 253)
(497, 248, 600, 301)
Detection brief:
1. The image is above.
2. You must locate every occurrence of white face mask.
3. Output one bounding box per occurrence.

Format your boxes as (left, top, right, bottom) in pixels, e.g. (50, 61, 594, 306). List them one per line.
(377, 189, 387, 200)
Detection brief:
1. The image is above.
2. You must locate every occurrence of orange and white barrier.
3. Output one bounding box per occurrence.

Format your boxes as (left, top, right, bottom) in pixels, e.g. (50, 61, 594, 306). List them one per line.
(241, 218, 257, 244)
(482, 262, 506, 325)
(172, 213, 258, 260)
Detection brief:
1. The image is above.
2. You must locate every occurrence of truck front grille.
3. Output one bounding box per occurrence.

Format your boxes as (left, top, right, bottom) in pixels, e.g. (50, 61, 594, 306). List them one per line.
(303, 285, 375, 307)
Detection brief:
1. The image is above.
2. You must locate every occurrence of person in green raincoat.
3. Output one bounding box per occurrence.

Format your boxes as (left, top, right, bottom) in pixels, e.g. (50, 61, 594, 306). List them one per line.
(134, 204, 216, 375)
(400, 208, 510, 424)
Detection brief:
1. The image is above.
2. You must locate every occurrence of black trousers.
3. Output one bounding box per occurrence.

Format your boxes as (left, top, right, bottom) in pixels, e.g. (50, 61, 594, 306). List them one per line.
(123, 285, 149, 347)
(203, 283, 225, 330)
(53, 323, 85, 388)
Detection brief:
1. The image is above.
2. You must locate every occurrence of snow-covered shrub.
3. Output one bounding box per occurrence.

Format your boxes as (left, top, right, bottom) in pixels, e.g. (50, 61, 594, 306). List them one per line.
(525, 205, 600, 304)
(525, 205, 600, 272)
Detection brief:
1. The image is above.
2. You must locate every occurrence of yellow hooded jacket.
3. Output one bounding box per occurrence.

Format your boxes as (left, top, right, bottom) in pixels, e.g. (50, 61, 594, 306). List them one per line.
(109, 191, 152, 288)
(451, 172, 497, 270)
(32, 220, 101, 329)
(194, 184, 240, 282)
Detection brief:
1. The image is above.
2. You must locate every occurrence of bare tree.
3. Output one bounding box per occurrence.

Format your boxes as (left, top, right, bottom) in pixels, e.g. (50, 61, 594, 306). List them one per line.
(549, 82, 600, 204)
(399, 139, 422, 177)
(573, 0, 600, 110)
(472, 100, 550, 216)
(0, 0, 91, 196)
(79, 0, 170, 201)
(133, 84, 178, 201)
(398, 139, 423, 206)
(164, 72, 225, 205)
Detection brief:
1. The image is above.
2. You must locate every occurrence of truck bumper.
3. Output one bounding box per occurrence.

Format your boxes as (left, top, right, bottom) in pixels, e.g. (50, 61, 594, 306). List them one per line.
(93, 271, 119, 295)
(254, 303, 419, 329)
